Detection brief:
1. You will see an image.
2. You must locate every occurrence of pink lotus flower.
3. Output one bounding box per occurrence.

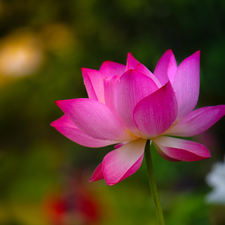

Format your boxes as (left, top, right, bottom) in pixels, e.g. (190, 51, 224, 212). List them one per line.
(51, 50, 225, 186)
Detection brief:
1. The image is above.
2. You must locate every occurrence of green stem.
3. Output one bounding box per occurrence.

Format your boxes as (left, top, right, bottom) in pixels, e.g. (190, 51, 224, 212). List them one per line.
(145, 140, 165, 225)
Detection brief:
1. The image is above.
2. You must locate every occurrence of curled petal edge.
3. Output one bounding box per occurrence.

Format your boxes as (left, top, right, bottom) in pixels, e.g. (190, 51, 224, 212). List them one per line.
(153, 136, 211, 162)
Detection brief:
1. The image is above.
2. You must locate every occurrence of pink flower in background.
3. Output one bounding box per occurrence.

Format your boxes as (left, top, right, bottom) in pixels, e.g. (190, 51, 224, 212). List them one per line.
(44, 175, 101, 225)
(51, 50, 225, 186)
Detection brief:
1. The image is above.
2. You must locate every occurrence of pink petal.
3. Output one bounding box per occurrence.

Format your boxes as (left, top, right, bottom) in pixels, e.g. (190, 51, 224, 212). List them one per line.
(125, 52, 140, 70)
(165, 105, 225, 137)
(167, 51, 177, 83)
(133, 82, 178, 138)
(89, 163, 104, 182)
(102, 139, 146, 186)
(104, 75, 120, 113)
(81, 68, 97, 101)
(135, 63, 162, 88)
(153, 136, 211, 162)
(51, 115, 117, 147)
(114, 70, 158, 133)
(154, 49, 177, 86)
(172, 51, 200, 121)
(114, 142, 127, 149)
(82, 68, 105, 103)
(100, 61, 126, 77)
(55, 98, 131, 141)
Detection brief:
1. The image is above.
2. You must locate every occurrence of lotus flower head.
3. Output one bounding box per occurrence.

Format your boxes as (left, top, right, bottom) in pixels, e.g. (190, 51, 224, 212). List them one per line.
(51, 50, 225, 185)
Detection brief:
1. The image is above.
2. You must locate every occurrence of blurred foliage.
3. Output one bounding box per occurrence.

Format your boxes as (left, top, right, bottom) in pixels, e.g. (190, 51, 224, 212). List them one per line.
(0, 0, 225, 224)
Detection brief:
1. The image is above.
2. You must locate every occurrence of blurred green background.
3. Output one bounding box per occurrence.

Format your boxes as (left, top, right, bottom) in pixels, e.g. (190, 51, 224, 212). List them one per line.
(0, 0, 225, 224)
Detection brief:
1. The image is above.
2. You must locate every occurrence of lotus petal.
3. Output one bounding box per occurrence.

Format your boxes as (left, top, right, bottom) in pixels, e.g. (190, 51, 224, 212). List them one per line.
(126, 52, 140, 70)
(102, 139, 146, 185)
(165, 105, 225, 137)
(136, 63, 162, 87)
(82, 68, 105, 103)
(100, 61, 126, 77)
(134, 82, 178, 138)
(55, 98, 131, 141)
(89, 163, 104, 182)
(114, 69, 158, 133)
(153, 136, 211, 161)
(154, 49, 177, 86)
(51, 115, 117, 147)
(104, 75, 120, 113)
(172, 51, 200, 121)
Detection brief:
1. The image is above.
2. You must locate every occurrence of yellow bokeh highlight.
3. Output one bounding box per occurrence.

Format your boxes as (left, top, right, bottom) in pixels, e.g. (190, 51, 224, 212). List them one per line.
(0, 29, 44, 86)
